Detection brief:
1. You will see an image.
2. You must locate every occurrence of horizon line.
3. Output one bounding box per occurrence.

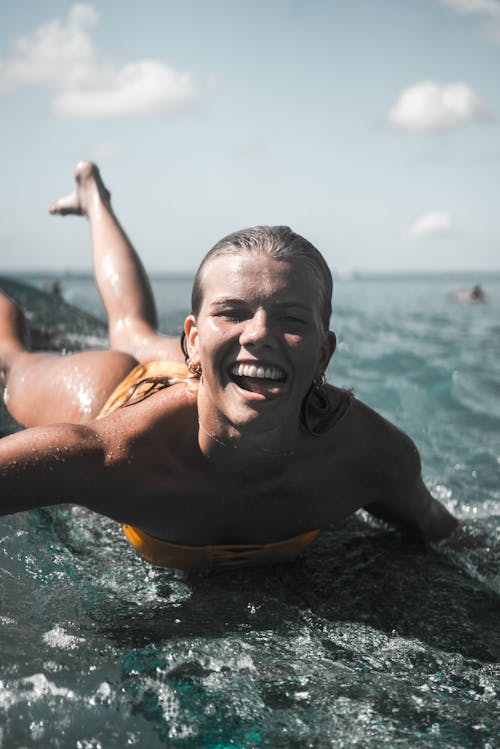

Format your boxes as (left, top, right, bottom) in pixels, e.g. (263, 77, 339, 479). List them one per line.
(4, 268, 500, 279)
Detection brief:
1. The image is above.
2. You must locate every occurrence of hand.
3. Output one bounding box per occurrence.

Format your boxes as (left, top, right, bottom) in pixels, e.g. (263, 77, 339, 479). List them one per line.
(433, 520, 486, 551)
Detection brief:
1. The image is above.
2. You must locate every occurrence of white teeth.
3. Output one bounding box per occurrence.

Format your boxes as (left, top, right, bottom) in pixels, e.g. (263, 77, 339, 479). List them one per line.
(230, 363, 284, 381)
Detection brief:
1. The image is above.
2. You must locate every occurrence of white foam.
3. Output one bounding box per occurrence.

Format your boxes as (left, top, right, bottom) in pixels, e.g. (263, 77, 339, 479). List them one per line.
(29, 720, 45, 740)
(43, 625, 85, 651)
(0, 673, 77, 710)
(89, 681, 113, 706)
(76, 739, 103, 749)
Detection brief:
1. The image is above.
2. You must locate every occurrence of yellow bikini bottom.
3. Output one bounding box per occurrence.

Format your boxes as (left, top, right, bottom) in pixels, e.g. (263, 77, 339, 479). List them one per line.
(99, 361, 320, 571)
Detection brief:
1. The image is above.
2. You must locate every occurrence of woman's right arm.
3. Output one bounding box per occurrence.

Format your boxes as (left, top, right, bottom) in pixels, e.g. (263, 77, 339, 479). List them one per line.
(0, 423, 107, 515)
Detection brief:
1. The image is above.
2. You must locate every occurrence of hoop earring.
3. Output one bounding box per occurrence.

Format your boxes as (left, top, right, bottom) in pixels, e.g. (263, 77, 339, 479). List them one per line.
(180, 330, 188, 359)
(186, 358, 202, 378)
(301, 373, 331, 436)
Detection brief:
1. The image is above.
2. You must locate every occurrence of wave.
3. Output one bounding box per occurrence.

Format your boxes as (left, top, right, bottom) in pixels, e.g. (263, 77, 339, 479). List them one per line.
(1, 275, 499, 749)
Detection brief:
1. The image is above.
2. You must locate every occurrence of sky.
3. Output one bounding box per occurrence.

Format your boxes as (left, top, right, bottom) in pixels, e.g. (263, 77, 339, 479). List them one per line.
(1, 0, 499, 274)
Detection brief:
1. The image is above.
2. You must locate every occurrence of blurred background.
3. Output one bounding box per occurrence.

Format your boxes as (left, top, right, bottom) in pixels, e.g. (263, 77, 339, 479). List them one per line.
(1, 0, 499, 276)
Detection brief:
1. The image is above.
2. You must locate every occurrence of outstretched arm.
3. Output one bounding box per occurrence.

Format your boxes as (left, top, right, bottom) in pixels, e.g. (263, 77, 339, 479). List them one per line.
(0, 423, 106, 515)
(366, 470, 458, 542)
(359, 408, 457, 541)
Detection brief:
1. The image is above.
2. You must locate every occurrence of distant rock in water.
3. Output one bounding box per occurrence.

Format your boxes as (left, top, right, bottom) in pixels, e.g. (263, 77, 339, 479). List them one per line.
(0, 275, 107, 352)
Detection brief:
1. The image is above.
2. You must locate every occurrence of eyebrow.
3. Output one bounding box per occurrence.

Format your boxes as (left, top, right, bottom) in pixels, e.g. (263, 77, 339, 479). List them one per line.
(208, 298, 314, 313)
(209, 297, 246, 307)
(273, 301, 313, 312)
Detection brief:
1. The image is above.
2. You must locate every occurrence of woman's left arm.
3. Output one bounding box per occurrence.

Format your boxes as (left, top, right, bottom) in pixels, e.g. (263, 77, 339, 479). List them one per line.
(366, 478, 458, 541)
(363, 429, 458, 541)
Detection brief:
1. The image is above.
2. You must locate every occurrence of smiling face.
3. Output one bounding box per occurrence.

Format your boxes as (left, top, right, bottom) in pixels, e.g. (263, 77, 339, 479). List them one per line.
(184, 251, 335, 446)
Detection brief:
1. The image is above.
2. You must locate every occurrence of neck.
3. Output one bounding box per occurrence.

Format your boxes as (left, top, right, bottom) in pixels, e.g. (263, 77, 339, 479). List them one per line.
(197, 417, 296, 459)
(196, 393, 299, 473)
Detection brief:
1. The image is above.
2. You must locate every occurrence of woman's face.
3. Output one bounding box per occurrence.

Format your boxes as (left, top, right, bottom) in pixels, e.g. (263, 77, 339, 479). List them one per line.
(185, 252, 335, 439)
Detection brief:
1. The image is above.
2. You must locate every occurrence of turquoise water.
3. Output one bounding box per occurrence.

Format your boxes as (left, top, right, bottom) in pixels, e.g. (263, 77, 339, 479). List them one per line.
(0, 272, 499, 748)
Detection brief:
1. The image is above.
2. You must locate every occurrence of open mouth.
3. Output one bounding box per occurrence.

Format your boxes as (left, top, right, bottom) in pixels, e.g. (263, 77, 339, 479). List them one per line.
(228, 362, 287, 395)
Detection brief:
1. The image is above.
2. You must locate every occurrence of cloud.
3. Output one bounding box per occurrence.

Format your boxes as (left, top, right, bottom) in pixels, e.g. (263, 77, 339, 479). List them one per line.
(0, 5, 100, 93)
(0, 4, 202, 118)
(439, 0, 500, 43)
(405, 211, 455, 239)
(388, 80, 493, 132)
(52, 61, 198, 118)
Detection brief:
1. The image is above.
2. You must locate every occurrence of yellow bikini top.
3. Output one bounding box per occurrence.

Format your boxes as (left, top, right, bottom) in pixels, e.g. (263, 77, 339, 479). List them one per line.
(121, 523, 320, 571)
(101, 360, 321, 570)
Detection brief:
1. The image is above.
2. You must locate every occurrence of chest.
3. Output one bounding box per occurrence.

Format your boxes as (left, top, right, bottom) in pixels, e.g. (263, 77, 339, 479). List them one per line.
(134, 444, 361, 544)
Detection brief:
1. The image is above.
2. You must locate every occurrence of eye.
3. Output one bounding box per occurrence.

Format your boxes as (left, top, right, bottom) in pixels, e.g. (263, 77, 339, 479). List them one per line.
(280, 312, 313, 330)
(213, 308, 249, 322)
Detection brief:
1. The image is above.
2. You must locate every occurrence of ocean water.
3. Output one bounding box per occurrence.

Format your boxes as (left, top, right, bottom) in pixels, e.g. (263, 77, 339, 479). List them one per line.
(0, 271, 499, 749)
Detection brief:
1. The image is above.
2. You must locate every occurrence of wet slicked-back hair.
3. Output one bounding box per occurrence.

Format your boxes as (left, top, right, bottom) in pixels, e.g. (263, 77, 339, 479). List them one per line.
(191, 226, 333, 330)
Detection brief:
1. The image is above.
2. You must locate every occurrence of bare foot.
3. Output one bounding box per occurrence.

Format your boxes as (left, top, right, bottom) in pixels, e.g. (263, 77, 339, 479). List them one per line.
(48, 161, 111, 217)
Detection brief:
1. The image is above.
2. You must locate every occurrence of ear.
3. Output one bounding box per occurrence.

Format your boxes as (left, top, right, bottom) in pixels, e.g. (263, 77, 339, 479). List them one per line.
(183, 315, 201, 365)
(319, 330, 336, 374)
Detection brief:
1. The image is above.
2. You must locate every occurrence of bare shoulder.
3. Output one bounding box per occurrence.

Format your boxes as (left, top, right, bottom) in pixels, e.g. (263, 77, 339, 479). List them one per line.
(335, 391, 422, 487)
(63, 381, 200, 518)
(347, 395, 416, 448)
(91, 380, 198, 452)
(326, 386, 414, 447)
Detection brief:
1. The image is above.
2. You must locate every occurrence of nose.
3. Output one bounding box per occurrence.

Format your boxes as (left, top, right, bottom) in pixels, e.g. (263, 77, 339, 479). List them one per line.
(239, 309, 277, 349)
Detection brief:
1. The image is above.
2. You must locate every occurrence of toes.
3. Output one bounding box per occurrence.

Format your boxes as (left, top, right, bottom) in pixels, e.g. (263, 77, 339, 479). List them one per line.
(48, 193, 83, 215)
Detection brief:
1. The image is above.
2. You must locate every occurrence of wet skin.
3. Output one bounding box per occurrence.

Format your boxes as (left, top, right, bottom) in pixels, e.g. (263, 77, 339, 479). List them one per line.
(0, 253, 456, 544)
(185, 253, 335, 455)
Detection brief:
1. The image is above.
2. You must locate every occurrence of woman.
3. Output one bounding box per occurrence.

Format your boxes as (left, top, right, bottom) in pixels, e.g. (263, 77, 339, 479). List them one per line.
(0, 162, 457, 570)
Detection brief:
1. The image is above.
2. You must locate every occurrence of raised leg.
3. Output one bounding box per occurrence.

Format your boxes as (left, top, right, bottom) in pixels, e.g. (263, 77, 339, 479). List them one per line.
(50, 161, 184, 363)
(0, 292, 137, 426)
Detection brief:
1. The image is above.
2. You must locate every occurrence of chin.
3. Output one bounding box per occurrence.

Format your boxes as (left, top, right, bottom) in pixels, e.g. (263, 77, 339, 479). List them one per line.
(209, 379, 302, 435)
(225, 403, 298, 437)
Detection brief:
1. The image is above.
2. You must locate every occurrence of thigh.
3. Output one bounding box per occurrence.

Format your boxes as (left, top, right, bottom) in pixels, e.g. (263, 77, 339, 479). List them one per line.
(111, 327, 185, 365)
(5, 350, 138, 426)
